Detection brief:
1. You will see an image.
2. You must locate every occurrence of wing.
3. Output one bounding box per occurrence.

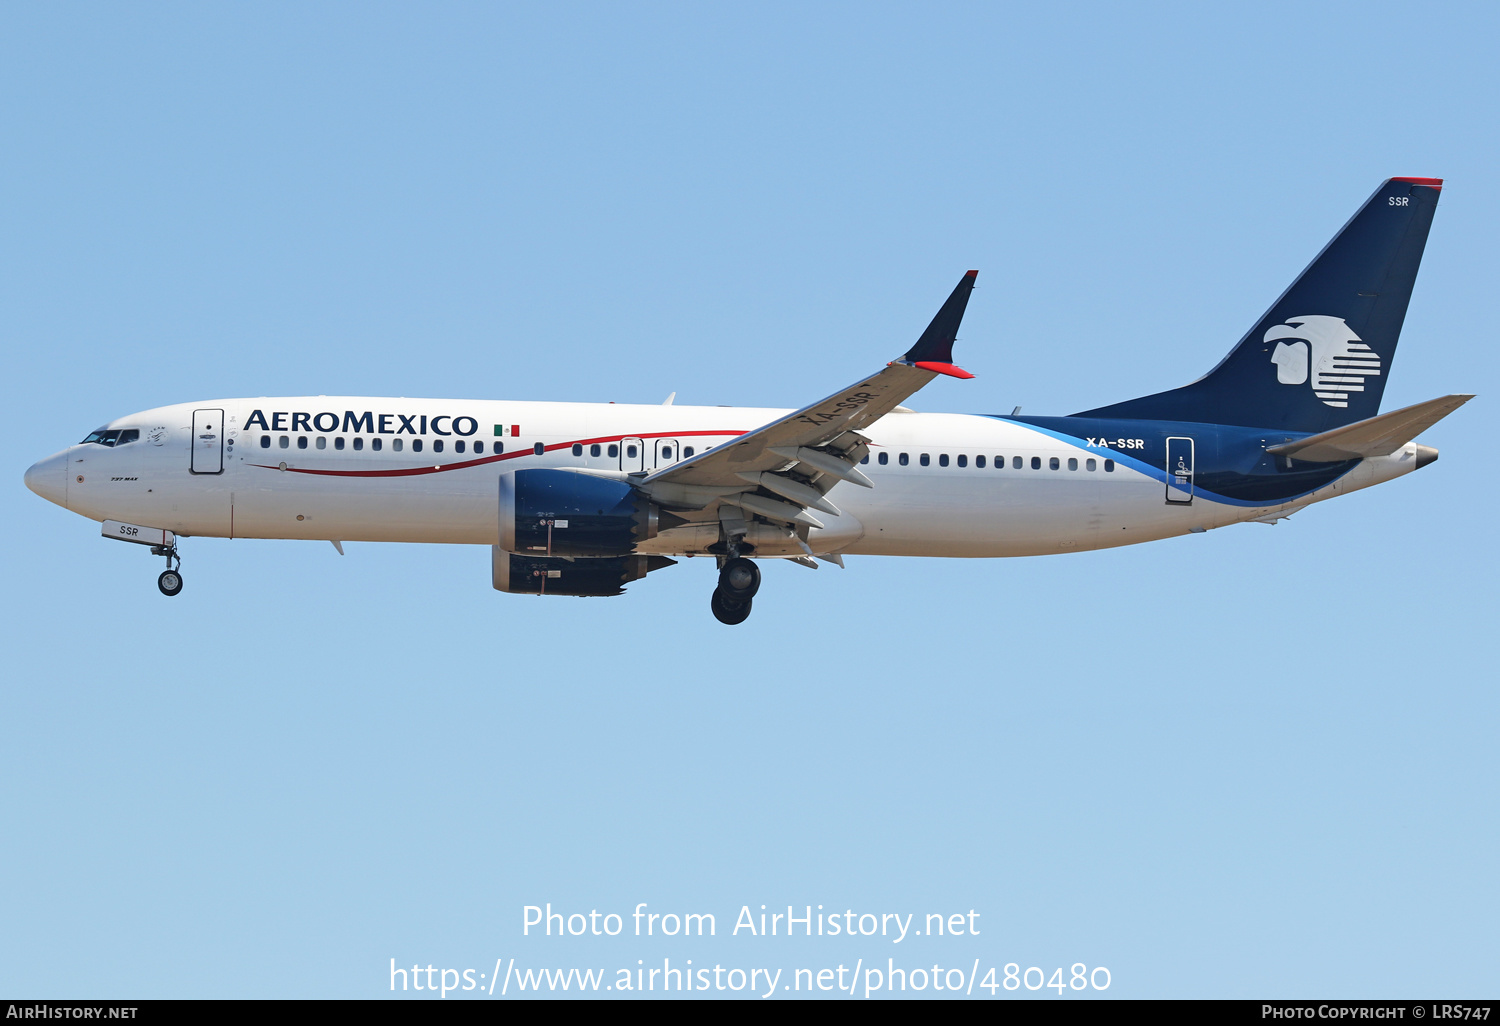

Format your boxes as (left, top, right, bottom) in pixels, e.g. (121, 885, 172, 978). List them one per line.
(637, 271, 978, 534)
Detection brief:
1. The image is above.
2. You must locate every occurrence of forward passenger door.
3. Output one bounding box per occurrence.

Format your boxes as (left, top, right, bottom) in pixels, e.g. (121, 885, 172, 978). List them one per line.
(190, 409, 225, 475)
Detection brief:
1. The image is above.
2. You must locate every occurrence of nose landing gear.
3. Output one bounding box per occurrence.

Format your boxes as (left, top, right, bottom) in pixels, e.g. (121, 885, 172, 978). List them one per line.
(711, 556, 760, 625)
(152, 544, 183, 597)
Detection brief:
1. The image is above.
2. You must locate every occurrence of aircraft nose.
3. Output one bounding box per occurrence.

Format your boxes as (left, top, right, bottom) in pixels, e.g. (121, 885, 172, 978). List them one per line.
(24, 451, 68, 508)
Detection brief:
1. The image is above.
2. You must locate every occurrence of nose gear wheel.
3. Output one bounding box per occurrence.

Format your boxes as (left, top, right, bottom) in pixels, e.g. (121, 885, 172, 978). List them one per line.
(151, 543, 183, 597)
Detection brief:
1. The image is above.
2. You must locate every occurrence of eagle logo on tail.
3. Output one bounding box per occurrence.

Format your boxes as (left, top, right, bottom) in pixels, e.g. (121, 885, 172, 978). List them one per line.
(1265, 315, 1381, 409)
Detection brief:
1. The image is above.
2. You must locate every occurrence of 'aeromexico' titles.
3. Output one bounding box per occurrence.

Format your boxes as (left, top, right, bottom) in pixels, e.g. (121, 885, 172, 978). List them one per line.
(243, 409, 483, 437)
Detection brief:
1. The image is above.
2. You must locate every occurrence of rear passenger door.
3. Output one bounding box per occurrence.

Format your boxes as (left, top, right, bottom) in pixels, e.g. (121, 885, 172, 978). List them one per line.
(1165, 436, 1194, 504)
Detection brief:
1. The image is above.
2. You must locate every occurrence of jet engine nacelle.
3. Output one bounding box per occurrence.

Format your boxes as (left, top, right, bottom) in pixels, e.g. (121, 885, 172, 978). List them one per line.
(492, 549, 677, 597)
(499, 469, 659, 557)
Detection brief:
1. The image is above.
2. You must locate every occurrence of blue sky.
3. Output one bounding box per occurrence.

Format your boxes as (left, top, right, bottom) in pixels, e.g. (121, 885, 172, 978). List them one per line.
(3, 1, 1496, 999)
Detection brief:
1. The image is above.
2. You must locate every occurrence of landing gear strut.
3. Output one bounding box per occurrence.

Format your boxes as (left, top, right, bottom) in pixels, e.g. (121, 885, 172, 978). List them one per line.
(711, 556, 760, 625)
(152, 543, 183, 597)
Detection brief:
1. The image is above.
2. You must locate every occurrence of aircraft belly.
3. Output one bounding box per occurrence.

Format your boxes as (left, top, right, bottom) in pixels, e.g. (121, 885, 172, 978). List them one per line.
(230, 468, 497, 544)
(841, 465, 1257, 557)
(839, 472, 1097, 556)
(635, 523, 719, 555)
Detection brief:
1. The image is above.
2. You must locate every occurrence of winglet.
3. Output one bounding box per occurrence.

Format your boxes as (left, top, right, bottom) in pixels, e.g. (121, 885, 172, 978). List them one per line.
(901, 270, 977, 369)
(912, 361, 975, 379)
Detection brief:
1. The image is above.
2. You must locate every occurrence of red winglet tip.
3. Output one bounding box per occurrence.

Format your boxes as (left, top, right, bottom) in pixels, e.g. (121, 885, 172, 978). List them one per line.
(965, 269, 978, 277)
(914, 361, 975, 379)
(1392, 176, 1443, 189)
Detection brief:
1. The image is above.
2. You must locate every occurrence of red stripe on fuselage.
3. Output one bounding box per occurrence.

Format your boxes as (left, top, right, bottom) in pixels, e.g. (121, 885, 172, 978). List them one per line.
(248, 429, 747, 478)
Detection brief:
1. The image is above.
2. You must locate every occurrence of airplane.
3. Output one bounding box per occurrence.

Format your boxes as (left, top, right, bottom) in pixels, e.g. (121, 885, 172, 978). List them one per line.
(24, 177, 1472, 624)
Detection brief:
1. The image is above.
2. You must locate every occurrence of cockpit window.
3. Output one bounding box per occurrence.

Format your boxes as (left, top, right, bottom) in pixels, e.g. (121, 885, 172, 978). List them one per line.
(80, 428, 140, 447)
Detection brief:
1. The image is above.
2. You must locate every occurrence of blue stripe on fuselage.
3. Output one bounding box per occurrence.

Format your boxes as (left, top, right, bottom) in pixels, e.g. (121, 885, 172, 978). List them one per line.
(979, 415, 1359, 507)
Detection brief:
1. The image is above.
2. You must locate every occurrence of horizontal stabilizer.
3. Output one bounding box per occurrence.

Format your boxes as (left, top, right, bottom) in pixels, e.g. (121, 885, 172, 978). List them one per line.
(1267, 394, 1473, 462)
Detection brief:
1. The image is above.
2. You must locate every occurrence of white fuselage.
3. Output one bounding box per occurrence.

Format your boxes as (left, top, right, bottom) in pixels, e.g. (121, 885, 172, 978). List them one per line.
(28, 396, 1422, 559)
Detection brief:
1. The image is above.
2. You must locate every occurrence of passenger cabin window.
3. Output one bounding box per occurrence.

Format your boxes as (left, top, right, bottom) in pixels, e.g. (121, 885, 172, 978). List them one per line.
(412, 439, 422, 452)
(608, 444, 619, 458)
(590, 444, 601, 457)
(572, 444, 583, 456)
(371, 438, 382, 451)
(279, 436, 289, 449)
(1086, 458, 1097, 471)
(475, 441, 485, 454)
(957, 454, 967, 467)
(316, 437, 327, 449)
(1104, 459, 1115, 472)
(898, 453, 909, 466)
(335, 437, 346, 450)
(433, 440, 444, 453)
(684, 446, 695, 458)
(1049, 457, 1060, 470)
(297, 436, 308, 449)
(625, 444, 636, 458)
(1068, 457, 1078, 470)
(878, 452, 889, 465)
(455, 440, 465, 454)
(392, 438, 402, 452)
(1013, 456, 1023, 469)
(919, 454, 930, 467)
(353, 437, 364, 451)
(260, 436, 271, 449)
(938, 454, 948, 467)
(1031, 456, 1041, 469)
(534, 442, 545, 456)
(975, 455, 986, 468)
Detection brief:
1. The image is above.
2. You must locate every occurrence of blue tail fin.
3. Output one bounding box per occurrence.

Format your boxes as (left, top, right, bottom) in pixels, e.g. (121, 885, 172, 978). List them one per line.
(1077, 178, 1442, 432)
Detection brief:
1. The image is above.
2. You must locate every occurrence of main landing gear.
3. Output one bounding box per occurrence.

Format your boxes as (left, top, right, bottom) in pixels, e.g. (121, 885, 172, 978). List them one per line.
(152, 543, 183, 597)
(711, 556, 760, 625)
